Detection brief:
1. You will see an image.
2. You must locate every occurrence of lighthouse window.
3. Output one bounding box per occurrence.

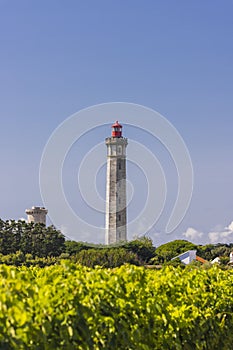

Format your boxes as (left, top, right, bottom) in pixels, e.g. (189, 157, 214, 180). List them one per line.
(118, 161, 121, 170)
(118, 214, 121, 221)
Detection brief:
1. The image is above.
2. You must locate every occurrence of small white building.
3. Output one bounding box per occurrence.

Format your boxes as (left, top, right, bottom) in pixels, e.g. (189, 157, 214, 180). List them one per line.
(172, 250, 197, 265)
(211, 257, 220, 264)
(229, 252, 233, 264)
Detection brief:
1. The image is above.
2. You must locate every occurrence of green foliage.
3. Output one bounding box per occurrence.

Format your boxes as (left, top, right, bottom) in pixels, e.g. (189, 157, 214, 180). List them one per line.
(219, 256, 230, 266)
(155, 240, 197, 263)
(73, 248, 140, 268)
(197, 244, 232, 261)
(65, 236, 155, 268)
(0, 220, 65, 258)
(164, 257, 186, 268)
(65, 240, 92, 255)
(0, 263, 232, 349)
(0, 219, 232, 271)
(122, 236, 156, 263)
(0, 251, 59, 267)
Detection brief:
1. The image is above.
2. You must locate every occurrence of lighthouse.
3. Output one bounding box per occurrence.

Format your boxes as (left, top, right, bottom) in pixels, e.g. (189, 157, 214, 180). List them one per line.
(105, 121, 128, 244)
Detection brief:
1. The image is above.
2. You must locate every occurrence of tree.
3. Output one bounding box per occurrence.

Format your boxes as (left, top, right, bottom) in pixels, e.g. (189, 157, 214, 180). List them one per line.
(122, 236, 156, 263)
(197, 244, 231, 261)
(0, 220, 21, 254)
(155, 240, 197, 263)
(21, 223, 65, 257)
(0, 220, 65, 258)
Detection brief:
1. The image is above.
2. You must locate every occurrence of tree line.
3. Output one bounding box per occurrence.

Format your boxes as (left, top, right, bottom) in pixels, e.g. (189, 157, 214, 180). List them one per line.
(0, 219, 232, 268)
(0, 219, 65, 257)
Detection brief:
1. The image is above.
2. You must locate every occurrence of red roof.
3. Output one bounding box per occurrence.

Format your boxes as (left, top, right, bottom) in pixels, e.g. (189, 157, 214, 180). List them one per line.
(112, 120, 122, 128)
(196, 256, 208, 264)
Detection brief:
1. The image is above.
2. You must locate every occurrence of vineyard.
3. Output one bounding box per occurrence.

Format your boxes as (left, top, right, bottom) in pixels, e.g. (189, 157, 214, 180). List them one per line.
(0, 263, 232, 349)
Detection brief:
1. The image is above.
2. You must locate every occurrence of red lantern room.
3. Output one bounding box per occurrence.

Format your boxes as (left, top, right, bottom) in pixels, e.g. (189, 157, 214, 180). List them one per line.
(111, 120, 122, 138)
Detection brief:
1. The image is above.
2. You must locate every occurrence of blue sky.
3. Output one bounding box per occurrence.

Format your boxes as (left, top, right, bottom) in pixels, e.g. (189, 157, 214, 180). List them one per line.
(0, 1, 233, 245)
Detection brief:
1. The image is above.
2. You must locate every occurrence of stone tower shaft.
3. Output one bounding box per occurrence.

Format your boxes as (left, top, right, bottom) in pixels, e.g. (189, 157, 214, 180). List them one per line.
(105, 122, 128, 244)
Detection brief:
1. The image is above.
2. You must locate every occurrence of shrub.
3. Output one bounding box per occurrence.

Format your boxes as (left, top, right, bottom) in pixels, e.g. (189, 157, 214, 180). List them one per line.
(0, 264, 232, 349)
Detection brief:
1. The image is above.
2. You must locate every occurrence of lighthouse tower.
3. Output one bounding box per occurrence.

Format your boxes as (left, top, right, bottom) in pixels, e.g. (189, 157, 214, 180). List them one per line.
(105, 121, 128, 244)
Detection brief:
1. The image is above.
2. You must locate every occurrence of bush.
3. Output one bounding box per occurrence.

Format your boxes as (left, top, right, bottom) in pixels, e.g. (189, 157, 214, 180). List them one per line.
(73, 248, 140, 268)
(0, 263, 232, 349)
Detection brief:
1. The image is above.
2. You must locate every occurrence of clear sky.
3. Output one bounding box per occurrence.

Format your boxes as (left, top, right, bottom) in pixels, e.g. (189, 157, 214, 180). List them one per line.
(0, 1, 233, 245)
